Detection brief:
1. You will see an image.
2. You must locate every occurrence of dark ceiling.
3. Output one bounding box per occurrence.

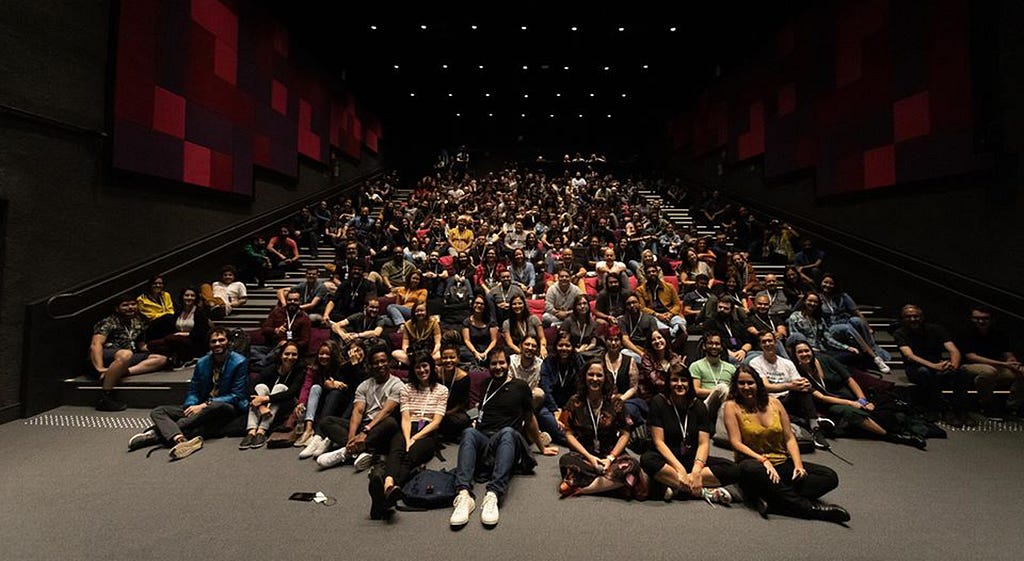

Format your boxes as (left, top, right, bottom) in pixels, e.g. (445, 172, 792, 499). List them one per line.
(261, 3, 811, 160)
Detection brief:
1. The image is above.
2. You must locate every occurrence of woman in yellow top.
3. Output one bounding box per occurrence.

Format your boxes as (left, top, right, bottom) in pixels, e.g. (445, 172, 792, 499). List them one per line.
(137, 276, 174, 320)
(391, 302, 441, 365)
(723, 365, 850, 523)
(386, 270, 427, 326)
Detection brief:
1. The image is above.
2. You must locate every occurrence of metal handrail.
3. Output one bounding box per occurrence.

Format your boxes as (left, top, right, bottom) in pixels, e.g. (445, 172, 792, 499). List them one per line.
(41, 168, 385, 320)
(674, 174, 1024, 322)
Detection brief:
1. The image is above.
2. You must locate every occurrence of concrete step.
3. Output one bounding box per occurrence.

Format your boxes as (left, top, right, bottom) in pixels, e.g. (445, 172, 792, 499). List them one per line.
(62, 369, 194, 409)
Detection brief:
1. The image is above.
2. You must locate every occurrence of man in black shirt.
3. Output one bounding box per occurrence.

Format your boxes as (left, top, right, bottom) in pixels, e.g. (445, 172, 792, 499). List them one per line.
(324, 262, 375, 322)
(957, 305, 1024, 417)
(701, 298, 753, 364)
(893, 304, 972, 425)
(450, 347, 558, 528)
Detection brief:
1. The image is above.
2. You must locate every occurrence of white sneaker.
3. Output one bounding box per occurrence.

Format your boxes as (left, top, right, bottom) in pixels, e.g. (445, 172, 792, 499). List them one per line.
(316, 446, 348, 468)
(128, 429, 158, 451)
(873, 356, 891, 374)
(480, 491, 500, 526)
(168, 436, 203, 461)
(449, 491, 476, 527)
(539, 431, 552, 447)
(701, 487, 732, 505)
(299, 435, 328, 459)
(353, 452, 374, 472)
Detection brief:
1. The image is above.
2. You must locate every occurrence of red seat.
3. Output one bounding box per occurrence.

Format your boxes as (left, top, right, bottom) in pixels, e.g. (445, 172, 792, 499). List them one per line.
(583, 276, 600, 298)
(664, 276, 679, 291)
(527, 298, 546, 318)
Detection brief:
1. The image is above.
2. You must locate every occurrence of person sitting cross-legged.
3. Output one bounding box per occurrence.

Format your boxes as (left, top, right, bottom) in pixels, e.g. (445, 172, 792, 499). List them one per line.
(449, 347, 559, 528)
(128, 328, 248, 460)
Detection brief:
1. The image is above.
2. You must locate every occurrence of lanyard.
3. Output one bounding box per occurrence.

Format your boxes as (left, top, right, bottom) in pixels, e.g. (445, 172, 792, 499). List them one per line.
(672, 402, 690, 444)
(478, 378, 510, 424)
(626, 314, 642, 338)
(284, 311, 296, 332)
(707, 359, 726, 386)
(557, 362, 571, 387)
(587, 398, 603, 452)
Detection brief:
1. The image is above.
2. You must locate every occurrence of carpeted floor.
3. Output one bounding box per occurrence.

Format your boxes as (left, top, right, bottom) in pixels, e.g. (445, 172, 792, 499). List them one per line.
(1, 406, 1022, 561)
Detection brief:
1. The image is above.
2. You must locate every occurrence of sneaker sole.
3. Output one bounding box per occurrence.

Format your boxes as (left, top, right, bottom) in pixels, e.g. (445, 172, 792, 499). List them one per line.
(353, 455, 375, 471)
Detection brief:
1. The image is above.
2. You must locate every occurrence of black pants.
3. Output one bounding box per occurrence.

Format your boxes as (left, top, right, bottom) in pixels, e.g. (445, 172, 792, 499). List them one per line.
(150, 401, 239, 442)
(439, 412, 472, 442)
(906, 365, 972, 413)
(319, 415, 397, 454)
(383, 429, 439, 486)
(780, 391, 817, 426)
(737, 458, 839, 517)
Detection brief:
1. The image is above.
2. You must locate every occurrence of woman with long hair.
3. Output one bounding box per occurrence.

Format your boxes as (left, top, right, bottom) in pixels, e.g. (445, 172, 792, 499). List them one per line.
(818, 273, 891, 373)
(386, 269, 428, 326)
(637, 330, 684, 404)
(437, 344, 472, 440)
(539, 332, 585, 445)
(240, 341, 304, 449)
(640, 364, 737, 503)
(294, 340, 345, 449)
(786, 291, 851, 360)
(790, 340, 925, 449)
(298, 339, 367, 458)
(368, 353, 449, 520)
(392, 301, 441, 365)
(138, 275, 176, 340)
(145, 286, 210, 365)
(502, 294, 547, 358)
(461, 294, 499, 364)
(723, 365, 850, 522)
(558, 359, 647, 500)
(564, 295, 600, 358)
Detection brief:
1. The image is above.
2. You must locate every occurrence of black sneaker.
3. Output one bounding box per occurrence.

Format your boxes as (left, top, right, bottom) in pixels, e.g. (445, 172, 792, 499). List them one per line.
(251, 433, 268, 448)
(96, 395, 127, 412)
(816, 417, 836, 434)
(369, 474, 386, 520)
(239, 434, 254, 449)
(811, 427, 830, 450)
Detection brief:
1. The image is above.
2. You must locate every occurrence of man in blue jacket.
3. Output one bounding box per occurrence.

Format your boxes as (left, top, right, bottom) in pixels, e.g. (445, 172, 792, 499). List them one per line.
(128, 327, 249, 460)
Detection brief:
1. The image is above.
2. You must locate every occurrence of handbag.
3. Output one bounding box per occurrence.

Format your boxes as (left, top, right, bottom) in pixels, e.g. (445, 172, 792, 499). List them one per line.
(397, 468, 458, 510)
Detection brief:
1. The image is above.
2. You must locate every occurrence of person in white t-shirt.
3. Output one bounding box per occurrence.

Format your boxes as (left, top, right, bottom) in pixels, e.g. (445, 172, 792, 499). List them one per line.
(509, 335, 544, 408)
(749, 331, 830, 449)
(202, 265, 248, 320)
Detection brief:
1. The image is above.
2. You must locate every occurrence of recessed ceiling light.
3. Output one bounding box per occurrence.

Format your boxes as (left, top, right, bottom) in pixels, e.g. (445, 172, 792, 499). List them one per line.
(563, 66, 570, 70)
(420, 25, 427, 30)
(521, 26, 527, 31)
(488, 112, 494, 117)
(485, 93, 491, 97)
(393, 64, 399, 69)
(556, 93, 561, 97)
(642, 64, 649, 69)
(578, 114, 584, 118)
(478, 65, 484, 69)
(669, 27, 677, 32)
(589, 93, 595, 97)
(369, 25, 377, 30)
(471, 25, 478, 30)
(618, 27, 625, 32)
(621, 93, 627, 98)
(522, 65, 528, 70)
(442, 64, 448, 69)
(604, 66, 610, 71)
(523, 94, 529, 98)
(448, 93, 453, 97)
(571, 26, 578, 31)
(455, 112, 461, 117)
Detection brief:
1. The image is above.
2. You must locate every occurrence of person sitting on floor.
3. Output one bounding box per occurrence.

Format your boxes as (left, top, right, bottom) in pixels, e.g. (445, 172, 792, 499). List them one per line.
(438, 344, 473, 441)
(641, 363, 738, 503)
(315, 343, 403, 470)
(558, 359, 647, 500)
(894, 304, 974, 427)
(368, 353, 450, 520)
(239, 341, 304, 450)
(90, 294, 169, 411)
(723, 366, 850, 523)
(449, 347, 559, 528)
(790, 340, 925, 449)
(127, 328, 248, 460)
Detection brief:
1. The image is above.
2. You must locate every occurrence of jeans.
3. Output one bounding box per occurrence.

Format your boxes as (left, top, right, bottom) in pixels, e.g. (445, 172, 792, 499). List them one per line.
(455, 427, 519, 497)
(536, 407, 567, 445)
(387, 304, 412, 326)
(905, 365, 972, 413)
(829, 318, 891, 361)
(654, 315, 687, 338)
(305, 384, 322, 422)
(150, 401, 238, 442)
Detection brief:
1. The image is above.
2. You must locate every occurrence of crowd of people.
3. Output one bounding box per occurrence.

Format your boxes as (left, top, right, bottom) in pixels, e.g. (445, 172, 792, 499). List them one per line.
(89, 161, 1022, 527)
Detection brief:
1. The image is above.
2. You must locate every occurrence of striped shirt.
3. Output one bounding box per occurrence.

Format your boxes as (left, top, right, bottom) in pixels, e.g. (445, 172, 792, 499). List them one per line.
(400, 384, 449, 421)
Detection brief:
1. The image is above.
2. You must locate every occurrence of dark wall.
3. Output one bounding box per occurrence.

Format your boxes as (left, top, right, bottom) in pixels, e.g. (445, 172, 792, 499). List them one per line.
(0, 0, 380, 417)
(667, 0, 1024, 315)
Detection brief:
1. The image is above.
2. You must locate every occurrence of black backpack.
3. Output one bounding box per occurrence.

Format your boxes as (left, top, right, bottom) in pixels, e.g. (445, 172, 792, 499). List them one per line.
(398, 468, 458, 510)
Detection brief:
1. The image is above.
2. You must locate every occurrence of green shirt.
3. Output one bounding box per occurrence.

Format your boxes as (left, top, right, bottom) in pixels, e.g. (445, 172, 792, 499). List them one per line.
(688, 358, 736, 389)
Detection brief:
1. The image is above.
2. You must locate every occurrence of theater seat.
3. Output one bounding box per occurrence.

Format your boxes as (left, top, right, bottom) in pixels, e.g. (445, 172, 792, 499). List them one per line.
(527, 298, 545, 318)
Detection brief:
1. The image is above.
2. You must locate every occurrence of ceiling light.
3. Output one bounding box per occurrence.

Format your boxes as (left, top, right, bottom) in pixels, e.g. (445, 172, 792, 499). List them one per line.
(603, 66, 610, 71)
(578, 114, 584, 118)
(556, 93, 561, 97)
(520, 113, 526, 117)
(369, 25, 377, 30)
(471, 25, 478, 30)
(571, 26, 578, 31)
(669, 27, 677, 32)
(488, 112, 494, 117)
(618, 27, 625, 32)
(420, 25, 427, 30)
(455, 112, 461, 117)
(621, 93, 627, 98)
(642, 64, 649, 69)
(393, 64, 399, 69)
(409, 92, 415, 97)
(478, 65, 484, 69)
(549, 114, 555, 118)
(448, 93, 453, 97)
(589, 93, 595, 97)
(521, 26, 527, 31)
(442, 64, 448, 69)
(564, 66, 570, 70)
(607, 114, 612, 118)
(522, 65, 528, 70)
(485, 93, 491, 97)
(523, 94, 529, 98)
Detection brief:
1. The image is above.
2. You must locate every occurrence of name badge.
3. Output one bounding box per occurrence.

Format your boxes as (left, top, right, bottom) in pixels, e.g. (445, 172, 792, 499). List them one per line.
(286, 330, 293, 340)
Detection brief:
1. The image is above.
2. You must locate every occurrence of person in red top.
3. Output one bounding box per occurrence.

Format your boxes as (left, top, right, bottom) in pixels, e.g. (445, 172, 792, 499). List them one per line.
(267, 225, 301, 272)
(252, 289, 311, 367)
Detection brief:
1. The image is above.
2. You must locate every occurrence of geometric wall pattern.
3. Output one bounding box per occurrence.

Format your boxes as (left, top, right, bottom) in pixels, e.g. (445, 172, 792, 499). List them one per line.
(113, 0, 381, 196)
(669, 0, 983, 196)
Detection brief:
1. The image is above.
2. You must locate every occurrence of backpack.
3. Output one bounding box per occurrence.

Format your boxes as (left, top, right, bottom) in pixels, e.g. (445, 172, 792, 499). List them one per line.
(398, 468, 458, 510)
(226, 328, 251, 358)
